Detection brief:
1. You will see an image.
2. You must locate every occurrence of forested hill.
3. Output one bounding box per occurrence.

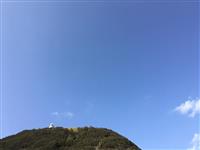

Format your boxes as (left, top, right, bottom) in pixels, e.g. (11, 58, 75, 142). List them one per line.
(0, 127, 141, 150)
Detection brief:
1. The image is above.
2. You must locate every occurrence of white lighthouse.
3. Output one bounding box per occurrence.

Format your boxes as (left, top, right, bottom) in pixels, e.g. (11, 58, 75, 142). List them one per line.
(48, 123, 55, 128)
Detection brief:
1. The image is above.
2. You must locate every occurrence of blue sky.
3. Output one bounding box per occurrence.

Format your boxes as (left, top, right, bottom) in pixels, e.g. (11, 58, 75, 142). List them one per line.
(0, 0, 199, 149)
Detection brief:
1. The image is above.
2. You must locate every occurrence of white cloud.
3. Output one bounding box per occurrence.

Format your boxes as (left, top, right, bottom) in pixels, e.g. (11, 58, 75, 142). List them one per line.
(63, 112, 74, 119)
(51, 112, 59, 116)
(51, 111, 74, 119)
(187, 133, 200, 150)
(175, 98, 200, 117)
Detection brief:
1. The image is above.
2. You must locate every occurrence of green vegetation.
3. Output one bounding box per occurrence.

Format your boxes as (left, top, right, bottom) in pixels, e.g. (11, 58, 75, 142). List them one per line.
(0, 127, 141, 150)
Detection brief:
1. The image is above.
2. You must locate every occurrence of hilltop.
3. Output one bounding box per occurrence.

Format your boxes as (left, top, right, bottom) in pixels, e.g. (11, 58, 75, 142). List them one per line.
(0, 127, 141, 150)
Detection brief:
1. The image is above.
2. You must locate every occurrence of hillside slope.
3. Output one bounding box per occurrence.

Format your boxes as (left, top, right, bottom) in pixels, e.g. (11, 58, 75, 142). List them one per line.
(0, 127, 141, 150)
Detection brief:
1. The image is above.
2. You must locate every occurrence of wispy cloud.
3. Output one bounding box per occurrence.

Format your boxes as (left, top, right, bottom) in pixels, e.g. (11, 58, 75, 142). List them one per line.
(187, 133, 200, 150)
(51, 111, 74, 119)
(52, 112, 59, 116)
(174, 98, 200, 117)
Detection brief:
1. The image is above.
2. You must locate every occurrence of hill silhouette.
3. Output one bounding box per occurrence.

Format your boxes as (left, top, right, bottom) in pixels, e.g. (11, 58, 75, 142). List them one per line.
(0, 127, 141, 150)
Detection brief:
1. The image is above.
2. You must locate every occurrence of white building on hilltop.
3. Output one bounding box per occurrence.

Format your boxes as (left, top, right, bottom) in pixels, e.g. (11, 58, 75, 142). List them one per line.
(48, 123, 55, 128)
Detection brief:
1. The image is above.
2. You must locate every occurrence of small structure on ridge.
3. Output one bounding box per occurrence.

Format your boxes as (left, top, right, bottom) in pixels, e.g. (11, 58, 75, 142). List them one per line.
(48, 123, 55, 128)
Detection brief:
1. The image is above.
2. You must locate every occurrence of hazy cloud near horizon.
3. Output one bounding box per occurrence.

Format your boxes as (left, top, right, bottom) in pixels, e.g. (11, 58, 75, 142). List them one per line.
(51, 111, 74, 119)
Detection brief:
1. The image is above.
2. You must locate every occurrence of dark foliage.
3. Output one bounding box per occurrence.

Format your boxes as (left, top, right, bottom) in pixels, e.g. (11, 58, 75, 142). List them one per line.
(0, 127, 141, 150)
